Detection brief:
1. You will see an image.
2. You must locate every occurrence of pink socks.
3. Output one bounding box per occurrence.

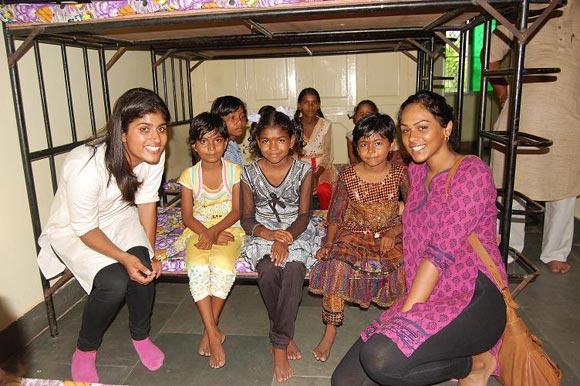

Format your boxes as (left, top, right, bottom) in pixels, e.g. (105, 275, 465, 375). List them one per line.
(132, 338, 165, 371)
(71, 348, 98, 383)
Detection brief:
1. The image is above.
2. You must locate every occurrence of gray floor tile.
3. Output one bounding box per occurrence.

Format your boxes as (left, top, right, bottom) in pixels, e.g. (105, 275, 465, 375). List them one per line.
(280, 376, 330, 386)
(124, 333, 273, 386)
(154, 282, 189, 305)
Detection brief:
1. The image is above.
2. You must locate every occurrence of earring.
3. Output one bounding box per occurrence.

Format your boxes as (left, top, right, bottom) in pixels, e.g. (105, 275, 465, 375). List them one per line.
(444, 134, 450, 142)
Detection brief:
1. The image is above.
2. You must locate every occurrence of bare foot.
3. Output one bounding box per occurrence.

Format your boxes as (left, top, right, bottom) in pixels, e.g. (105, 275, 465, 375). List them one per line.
(198, 330, 210, 357)
(312, 324, 337, 362)
(272, 348, 294, 383)
(287, 340, 302, 360)
(547, 261, 571, 274)
(208, 330, 226, 369)
(458, 351, 496, 386)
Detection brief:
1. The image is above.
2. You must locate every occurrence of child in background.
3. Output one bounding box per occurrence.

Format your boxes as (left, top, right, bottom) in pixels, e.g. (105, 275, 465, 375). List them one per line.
(211, 96, 248, 165)
(309, 113, 408, 362)
(346, 100, 379, 164)
(178, 112, 244, 369)
(294, 87, 335, 210)
(241, 109, 320, 383)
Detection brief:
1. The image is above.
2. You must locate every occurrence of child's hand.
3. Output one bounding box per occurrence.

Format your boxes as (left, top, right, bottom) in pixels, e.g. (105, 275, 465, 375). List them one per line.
(380, 235, 395, 254)
(316, 244, 332, 260)
(216, 231, 234, 246)
(263, 229, 293, 244)
(195, 229, 216, 250)
(270, 240, 289, 267)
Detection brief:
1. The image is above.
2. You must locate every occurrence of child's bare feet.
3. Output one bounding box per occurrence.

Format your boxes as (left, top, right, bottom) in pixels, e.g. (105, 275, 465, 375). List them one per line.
(547, 260, 571, 274)
(312, 324, 337, 362)
(287, 340, 302, 360)
(198, 329, 225, 357)
(272, 347, 294, 383)
(208, 329, 226, 369)
(458, 351, 496, 386)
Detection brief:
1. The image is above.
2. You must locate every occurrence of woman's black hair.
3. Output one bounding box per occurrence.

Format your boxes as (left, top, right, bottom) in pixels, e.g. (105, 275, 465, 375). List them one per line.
(88, 87, 170, 204)
(352, 113, 396, 160)
(398, 90, 458, 150)
(351, 99, 379, 119)
(210, 95, 247, 118)
(249, 108, 305, 157)
(188, 112, 228, 146)
(293, 87, 324, 123)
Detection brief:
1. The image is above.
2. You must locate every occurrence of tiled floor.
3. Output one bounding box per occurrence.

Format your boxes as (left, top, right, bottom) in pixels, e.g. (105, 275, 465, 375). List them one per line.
(15, 221, 580, 386)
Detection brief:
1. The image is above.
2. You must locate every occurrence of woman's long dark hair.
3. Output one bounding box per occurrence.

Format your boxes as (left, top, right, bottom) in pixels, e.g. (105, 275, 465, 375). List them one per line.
(88, 88, 170, 204)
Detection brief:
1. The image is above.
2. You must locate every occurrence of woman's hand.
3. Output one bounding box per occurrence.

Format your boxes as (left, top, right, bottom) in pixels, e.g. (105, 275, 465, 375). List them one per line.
(121, 253, 154, 285)
(270, 241, 289, 267)
(380, 235, 395, 253)
(316, 244, 332, 260)
(195, 229, 217, 250)
(215, 230, 235, 246)
(151, 258, 163, 279)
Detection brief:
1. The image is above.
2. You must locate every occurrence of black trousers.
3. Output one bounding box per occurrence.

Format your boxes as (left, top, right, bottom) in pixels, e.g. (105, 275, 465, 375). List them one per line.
(77, 246, 155, 351)
(332, 271, 506, 386)
(256, 257, 306, 349)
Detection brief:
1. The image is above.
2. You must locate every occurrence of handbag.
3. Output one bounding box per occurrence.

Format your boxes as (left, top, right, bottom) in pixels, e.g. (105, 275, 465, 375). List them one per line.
(468, 233, 562, 386)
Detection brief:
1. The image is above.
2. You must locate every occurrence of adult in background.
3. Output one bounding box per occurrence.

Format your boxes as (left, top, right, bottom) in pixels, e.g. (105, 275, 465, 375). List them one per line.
(489, 2, 579, 273)
(38, 88, 169, 382)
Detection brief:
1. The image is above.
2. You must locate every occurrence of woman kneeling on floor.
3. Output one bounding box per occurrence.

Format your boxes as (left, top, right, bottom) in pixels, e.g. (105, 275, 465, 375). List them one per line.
(38, 88, 169, 383)
(332, 91, 507, 386)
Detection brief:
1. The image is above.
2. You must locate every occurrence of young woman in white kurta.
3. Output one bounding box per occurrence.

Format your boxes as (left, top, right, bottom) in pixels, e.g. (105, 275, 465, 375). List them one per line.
(37, 88, 169, 383)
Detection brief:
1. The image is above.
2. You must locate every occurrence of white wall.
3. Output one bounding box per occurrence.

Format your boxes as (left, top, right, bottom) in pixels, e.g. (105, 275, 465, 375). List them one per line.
(0, 26, 152, 331)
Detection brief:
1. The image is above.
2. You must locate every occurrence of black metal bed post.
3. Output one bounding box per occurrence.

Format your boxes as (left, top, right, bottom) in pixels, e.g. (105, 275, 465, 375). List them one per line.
(151, 50, 158, 94)
(454, 29, 468, 144)
(162, 59, 168, 104)
(98, 48, 111, 119)
(82, 47, 97, 137)
(171, 57, 178, 121)
(499, 0, 529, 264)
(33, 40, 58, 193)
(477, 21, 493, 158)
(4, 29, 59, 337)
(61, 43, 77, 143)
(186, 59, 194, 125)
(415, 50, 424, 91)
(427, 37, 435, 91)
(179, 59, 185, 121)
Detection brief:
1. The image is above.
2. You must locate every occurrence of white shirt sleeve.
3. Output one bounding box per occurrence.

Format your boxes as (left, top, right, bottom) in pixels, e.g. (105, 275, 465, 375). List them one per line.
(490, 26, 513, 63)
(134, 151, 165, 205)
(64, 152, 102, 237)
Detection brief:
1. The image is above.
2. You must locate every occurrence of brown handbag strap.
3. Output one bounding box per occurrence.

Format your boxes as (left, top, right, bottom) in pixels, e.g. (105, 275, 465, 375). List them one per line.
(444, 155, 468, 198)
(468, 233, 519, 309)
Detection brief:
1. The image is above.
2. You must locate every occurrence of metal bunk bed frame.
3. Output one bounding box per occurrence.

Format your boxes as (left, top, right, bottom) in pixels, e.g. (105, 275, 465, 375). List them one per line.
(2, 0, 561, 337)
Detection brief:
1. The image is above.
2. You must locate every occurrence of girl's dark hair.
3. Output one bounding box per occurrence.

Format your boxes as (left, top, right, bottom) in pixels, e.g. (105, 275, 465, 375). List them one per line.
(188, 112, 228, 146)
(351, 99, 379, 119)
(352, 113, 396, 159)
(250, 105, 276, 133)
(88, 87, 170, 204)
(398, 90, 458, 150)
(249, 108, 305, 157)
(210, 95, 247, 118)
(293, 87, 324, 123)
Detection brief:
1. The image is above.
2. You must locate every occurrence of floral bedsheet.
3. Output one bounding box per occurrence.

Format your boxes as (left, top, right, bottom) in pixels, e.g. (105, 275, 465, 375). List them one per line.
(1, 0, 334, 25)
(155, 207, 327, 274)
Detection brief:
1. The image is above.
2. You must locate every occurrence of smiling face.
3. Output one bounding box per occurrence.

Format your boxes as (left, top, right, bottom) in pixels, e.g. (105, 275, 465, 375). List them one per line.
(356, 132, 392, 168)
(399, 102, 452, 164)
(193, 130, 227, 165)
(257, 126, 295, 165)
(298, 93, 320, 119)
(122, 111, 168, 168)
(223, 107, 247, 139)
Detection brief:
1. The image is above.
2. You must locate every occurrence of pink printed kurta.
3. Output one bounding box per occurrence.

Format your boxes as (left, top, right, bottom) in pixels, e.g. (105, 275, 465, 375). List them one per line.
(361, 156, 506, 369)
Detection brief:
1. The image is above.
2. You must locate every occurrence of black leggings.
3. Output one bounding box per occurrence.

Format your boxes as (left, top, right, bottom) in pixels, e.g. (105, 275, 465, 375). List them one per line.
(77, 246, 155, 351)
(332, 271, 506, 386)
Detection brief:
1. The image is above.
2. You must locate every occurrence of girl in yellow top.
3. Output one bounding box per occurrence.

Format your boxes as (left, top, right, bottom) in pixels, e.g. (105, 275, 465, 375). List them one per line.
(178, 112, 244, 369)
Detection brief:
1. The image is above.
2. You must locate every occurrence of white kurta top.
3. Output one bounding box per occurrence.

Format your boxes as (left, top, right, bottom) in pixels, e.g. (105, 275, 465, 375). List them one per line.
(490, 2, 580, 201)
(37, 143, 164, 293)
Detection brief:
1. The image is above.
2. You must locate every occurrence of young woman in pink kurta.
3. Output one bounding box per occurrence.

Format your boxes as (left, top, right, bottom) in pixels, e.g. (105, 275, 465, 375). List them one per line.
(332, 91, 507, 386)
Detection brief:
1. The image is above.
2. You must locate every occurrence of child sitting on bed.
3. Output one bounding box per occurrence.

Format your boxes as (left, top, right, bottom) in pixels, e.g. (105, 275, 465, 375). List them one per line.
(308, 113, 408, 362)
(178, 112, 244, 369)
(211, 95, 248, 165)
(240, 108, 320, 383)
